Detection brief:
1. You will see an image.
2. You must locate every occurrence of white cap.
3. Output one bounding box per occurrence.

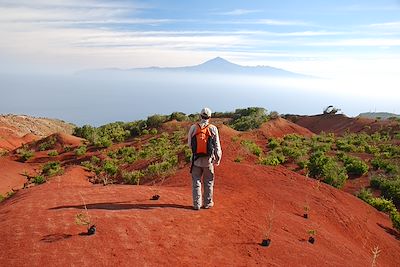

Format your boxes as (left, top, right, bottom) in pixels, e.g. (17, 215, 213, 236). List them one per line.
(200, 107, 212, 118)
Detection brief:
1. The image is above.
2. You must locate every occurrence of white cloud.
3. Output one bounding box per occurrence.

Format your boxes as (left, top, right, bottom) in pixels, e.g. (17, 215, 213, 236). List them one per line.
(214, 9, 262, 16)
(368, 21, 400, 29)
(307, 38, 400, 47)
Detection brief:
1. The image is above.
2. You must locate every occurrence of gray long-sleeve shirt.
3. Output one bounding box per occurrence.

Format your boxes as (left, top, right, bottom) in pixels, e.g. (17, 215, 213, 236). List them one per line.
(188, 119, 222, 167)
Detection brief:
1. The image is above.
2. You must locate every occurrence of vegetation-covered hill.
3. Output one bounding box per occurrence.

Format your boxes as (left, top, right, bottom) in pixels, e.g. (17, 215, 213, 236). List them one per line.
(1, 108, 399, 266)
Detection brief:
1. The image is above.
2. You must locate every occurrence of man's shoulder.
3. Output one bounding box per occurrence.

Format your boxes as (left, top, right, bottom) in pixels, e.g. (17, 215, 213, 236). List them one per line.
(208, 124, 219, 134)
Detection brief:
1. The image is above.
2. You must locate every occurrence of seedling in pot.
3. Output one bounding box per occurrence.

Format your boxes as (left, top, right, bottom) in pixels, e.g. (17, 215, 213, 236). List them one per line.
(150, 176, 166, 200)
(303, 204, 310, 219)
(75, 193, 96, 235)
(307, 229, 316, 244)
(261, 202, 275, 247)
(151, 194, 160, 200)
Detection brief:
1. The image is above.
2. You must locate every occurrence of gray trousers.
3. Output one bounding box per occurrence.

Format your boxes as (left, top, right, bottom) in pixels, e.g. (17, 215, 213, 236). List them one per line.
(191, 165, 214, 208)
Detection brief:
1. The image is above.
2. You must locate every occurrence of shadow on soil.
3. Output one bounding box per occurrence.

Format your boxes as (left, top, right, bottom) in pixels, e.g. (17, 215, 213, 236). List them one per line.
(41, 233, 73, 243)
(377, 223, 400, 240)
(49, 202, 193, 211)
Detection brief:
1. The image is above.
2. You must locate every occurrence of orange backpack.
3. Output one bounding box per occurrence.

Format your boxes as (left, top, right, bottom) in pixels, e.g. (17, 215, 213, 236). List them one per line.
(191, 124, 214, 158)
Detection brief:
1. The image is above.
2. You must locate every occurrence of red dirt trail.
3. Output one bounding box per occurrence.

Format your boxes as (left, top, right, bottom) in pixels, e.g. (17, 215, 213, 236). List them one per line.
(0, 121, 400, 266)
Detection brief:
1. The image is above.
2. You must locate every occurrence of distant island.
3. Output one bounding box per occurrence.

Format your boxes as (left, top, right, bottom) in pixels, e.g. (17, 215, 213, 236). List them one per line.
(358, 112, 400, 120)
(78, 57, 311, 78)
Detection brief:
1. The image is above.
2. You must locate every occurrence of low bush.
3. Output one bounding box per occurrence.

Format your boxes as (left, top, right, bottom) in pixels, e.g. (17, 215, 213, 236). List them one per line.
(338, 154, 369, 176)
(241, 140, 262, 156)
(123, 170, 144, 185)
(371, 158, 397, 174)
(102, 160, 119, 176)
(33, 175, 46, 185)
(370, 176, 400, 205)
(48, 150, 58, 157)
(75, 146, 87, 156)
(358, 188, 400, 231)
(230, 107, 269, 131)
(42, 162, 63, 177)
(94, 136, 113, 148)
(259, 152, 286, 166)
(268, 138, 281, 150)
(38, 136, 57, 151)
(147, 114, 168, 128)
(169, 112, 188, 122)
(17, 148, 34, 162)
(307, 151, 347, 188)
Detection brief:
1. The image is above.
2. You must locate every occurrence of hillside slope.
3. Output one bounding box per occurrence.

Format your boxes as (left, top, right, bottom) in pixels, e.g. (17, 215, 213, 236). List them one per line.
(289, 114, 400, 135)
(0, 114, 75, 151)
(1, 122, 399, 266)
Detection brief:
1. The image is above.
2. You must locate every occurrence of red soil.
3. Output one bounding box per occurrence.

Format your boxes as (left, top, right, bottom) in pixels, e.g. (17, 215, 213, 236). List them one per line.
(30, 133, 85, 152)
(1, 121, 399, 266)
(0, 128, 40, 151)
(291, 114, 400, 135)
(0, 157, 38, 195)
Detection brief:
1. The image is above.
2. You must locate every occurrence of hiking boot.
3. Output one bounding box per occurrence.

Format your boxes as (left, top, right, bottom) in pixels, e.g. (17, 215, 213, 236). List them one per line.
(193, 206, 201, 210)
(204, 202, 214, 209)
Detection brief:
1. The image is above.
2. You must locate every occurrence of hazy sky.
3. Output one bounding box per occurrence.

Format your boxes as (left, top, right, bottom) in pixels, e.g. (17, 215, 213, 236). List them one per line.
(0, 0, 399, 123)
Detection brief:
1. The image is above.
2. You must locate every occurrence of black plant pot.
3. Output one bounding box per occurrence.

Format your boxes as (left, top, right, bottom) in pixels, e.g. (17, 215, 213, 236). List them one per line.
(151, 194, 160, 200)
(308, 237, 315, 244)
(303, 213, 308, 219)
(87, 225, 96, 235)
(261, 239, 271, 247)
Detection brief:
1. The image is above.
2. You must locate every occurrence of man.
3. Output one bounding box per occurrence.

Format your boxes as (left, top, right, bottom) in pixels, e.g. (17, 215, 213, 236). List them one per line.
(188, 107, 222, 210)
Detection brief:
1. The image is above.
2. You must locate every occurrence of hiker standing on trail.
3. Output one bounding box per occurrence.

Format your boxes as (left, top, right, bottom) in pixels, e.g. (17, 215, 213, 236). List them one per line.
(188, 107, 222, 210)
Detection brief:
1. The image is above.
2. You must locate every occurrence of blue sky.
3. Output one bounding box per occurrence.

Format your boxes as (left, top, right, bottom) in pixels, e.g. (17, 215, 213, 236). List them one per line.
(1, 0, 400, 74)
(0, 0, 400, 120)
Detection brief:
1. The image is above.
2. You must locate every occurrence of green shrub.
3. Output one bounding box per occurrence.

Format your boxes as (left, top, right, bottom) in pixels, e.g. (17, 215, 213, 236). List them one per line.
(38, 137, 57, 151)
(73, 125, 96, 142)
(371, 158, 397, 174)
(230, 107, 269, 131)
(147, 114, 168, 128)
(102, 160, 119, 176)
(150, 128, 158, 135)
(94, 136, 113, 148)
(338, 154, 369, 176)
(142, 129, 149, 135)
(63, 145, 72, 152)
(259, 152, 286, 166)
(75, 146, 87, 156)
(17, 148, 34, 162)
(184, 147, 192, 163)
(48, 150, 58, 157)
(169, 112, 188, 121)
(91, 156, 101, 164)
(358, 188, 400, 231)
(241, 140, 262, 156)
(364, 145, 380, 155)
(297, 159, 309, 169)
(268, 138, 281, 150)
(371, 176, 400, 205)
(307, 151, 347, 188)
(0, 194, 4, 202)
(390, 211, 400, 231)
(81, 161, 93, 170)
(33, 175, 46, 185)
(122, 171, 144, 185)
(42, 162, 63, 177)
(282, 146, 306, 160)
